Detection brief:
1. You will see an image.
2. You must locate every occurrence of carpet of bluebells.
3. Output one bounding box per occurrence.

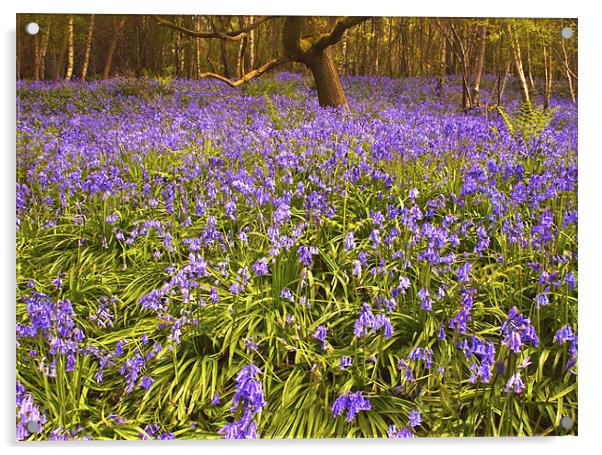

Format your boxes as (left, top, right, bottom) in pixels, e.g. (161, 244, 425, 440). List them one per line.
(16, 73, 577, 440)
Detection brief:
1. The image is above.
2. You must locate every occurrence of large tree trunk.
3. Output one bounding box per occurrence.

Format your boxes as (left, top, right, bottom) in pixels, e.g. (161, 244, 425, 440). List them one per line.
(65, 15, 74, 81)
(307, 47, 347, 107)
(102, 17, 126, 79)
(80, 14, 95, 80)
(157, 15, 365, 108)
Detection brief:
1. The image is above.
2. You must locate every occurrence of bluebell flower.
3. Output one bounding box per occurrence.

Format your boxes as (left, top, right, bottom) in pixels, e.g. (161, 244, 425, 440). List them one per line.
(456, 261, 472, 283)
(244, 337, 258, 351)
(115, 339, 126, 357)
(398, 276, 411, 294)
(344, 231, 356, 251)
(501, 307, 539, 353)
(280, 288, 294, 302)
(332, 391, 371, 422)
(139, 376, 154, 391)
(353, 303, 393, 338)
(418, 288, 433, 311)
(534, 289, 550, 307)
(369, 229, 381, 248)
(388, 425, 414, 438)
(409, 347, 434, 369)
(220, 363, 265, 439)
(459, 336, 496, 384)
(437, 286, 446, 300)
(554, 325, 575, 344)
(252, 257, 269, 276)
(408, 409, 422, 427)
(438, 325, 446, 340)
(313, 325, 327, 350)
(298, 245, 317, 268)
(504, 372, 525, 394)
(565, 271, 576, 290)
(340, 356, 353, 370)
(397, 359, 414, 382)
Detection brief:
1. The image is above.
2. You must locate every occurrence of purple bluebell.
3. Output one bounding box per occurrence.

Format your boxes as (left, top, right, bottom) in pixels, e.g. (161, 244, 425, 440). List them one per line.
(408, 409, 422, 427)
(313, 325, 328, 350)
(332, 391, 371, 422)
(501, 307, 539, 353)
(252, 257, 269, 276)
(504, 372, 525, 394)
(418, 288, 433, 311)
(280, 288, 294, 302)
(139, 376, 154, 391)
(344, 231, 356, 251)
(388, 425, 414, 438)
(340, 356, 353, 370)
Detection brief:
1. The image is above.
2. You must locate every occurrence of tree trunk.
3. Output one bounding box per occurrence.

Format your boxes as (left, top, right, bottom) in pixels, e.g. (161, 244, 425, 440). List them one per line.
(471, 23, 487, 106)
(496, 32, 505, 106)
(387, 18, 393, 76)
(436, 33, 446, 94)
(307, 47, 347, 107)
(33, 34, 40, 80)
(561, 37, 576, 103)
(52, 24, 68, 81)
(103, 17, 126, 79)
(65, 15, 74, 80)
(39, 21, 51, 79)
(81, 14, 95, 80)
(236, 17, 247, 77)
(526, 37, 535, 92)
(506, 23, 531, 106)
(341, 30, 349, 74)
(214, 17, 232, 79)
(194, 16, 202, 78)
(248, 16, 255, 71)
(354, 26, 361, 75)
(500, 59, 511, 105)
(373, 18, 381, 75)
(543, 44, 553, 110)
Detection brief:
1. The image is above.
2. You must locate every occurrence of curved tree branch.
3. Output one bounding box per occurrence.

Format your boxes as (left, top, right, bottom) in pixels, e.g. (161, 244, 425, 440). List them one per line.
(283, 17, 310, 61)
(154, 15, 277, 41)
(198, 56, 290, 87)
(310, 17, 370, 53)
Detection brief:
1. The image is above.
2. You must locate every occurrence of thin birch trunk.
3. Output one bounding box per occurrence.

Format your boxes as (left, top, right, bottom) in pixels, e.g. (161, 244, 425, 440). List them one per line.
(81, 15, 95, 80)
(65, 15, 74, 80)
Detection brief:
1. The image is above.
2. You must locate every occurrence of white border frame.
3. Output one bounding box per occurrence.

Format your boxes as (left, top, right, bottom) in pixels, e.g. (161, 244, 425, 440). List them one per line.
(3, 1, 600, 454)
